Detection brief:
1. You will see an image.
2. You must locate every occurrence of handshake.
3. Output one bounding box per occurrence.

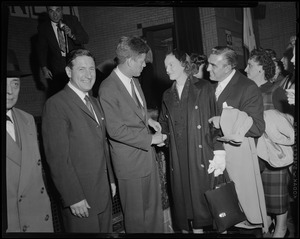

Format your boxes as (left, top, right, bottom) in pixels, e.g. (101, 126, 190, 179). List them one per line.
(151, 132, 167, 147)
(148, 118, 167, 147)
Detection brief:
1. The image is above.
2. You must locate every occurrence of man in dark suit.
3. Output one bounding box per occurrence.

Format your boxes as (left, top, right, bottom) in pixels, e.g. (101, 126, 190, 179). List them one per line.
(37, 6, 89, 97)
(207, 46, 267, 237)
(42, 49, 115, 233)
(98, 36, 167, 233)
(6, 49, 53, 232)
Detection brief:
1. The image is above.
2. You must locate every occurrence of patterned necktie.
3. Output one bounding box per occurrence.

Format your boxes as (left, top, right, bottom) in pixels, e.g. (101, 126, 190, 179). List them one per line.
(215, 84, 222, 100)
(130, 79, 145, 117)
(57, 24, 66, 53)
(84, 95, 94, 115)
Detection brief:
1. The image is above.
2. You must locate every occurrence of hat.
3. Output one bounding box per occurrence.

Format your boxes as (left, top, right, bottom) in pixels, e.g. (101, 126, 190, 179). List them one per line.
(7, 49, 30, 77)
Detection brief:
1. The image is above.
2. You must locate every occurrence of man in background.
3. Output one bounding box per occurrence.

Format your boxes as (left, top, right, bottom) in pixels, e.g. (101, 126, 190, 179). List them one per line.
(37, 6, 89, 97)
(6, 49, 53, 232)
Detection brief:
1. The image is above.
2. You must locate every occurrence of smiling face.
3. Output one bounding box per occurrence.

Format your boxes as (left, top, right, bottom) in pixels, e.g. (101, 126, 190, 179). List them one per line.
(164, 53, 186, 81)
(66, 55, 96, 93)
(7, 77, 20, 111)
(207, 54, 230, 82)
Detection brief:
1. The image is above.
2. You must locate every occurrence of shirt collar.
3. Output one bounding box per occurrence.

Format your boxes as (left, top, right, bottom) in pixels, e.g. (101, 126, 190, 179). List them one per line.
(68, 82, 89, 102)
(219, 69, 236, 89)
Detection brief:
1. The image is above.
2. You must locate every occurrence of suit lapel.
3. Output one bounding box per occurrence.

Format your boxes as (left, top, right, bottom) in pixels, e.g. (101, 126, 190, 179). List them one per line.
(6, 132, 22, 166)
(64, 86, 99, 124)
(112, 72, 146, 123)
(46, 20, 61, 52)
(217, 71, 239, 109)
(13, 109, 36, 195)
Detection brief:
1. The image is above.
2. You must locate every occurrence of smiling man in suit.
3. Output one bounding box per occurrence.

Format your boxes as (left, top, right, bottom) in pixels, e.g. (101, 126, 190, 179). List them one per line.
(207, 46, 267, 237)
(42, 49, 115, 233)
(6, 49, 53, 232)
(99, 36, 167, 233)
(37, 6, 89, 97)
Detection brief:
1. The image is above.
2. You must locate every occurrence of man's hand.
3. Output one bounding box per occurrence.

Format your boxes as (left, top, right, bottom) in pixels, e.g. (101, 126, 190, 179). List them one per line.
(70, 199, 91, 218)
(42, 66, 53, 80)
(151, 132, 167, 146)
(148, 118, 162, 132)
(208, 116, 221, 129)
(63, 24, 76, 40)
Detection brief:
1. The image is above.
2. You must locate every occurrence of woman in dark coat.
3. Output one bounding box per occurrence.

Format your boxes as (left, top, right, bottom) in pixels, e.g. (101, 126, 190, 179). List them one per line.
(158, 49, 225, 233)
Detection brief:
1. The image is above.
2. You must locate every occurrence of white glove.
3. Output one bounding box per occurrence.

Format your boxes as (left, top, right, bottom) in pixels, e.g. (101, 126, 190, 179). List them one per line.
(208, 150, 226, 177)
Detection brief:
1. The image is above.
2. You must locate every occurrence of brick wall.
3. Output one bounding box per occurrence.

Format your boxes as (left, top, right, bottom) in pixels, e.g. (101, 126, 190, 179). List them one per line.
(258, 2, 296, 58)
(78, 6, 173, 66)
(5, 3, 296, 116)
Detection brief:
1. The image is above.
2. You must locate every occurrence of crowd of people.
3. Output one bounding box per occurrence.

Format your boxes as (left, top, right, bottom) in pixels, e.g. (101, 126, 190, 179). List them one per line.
(6, 5, 296, 237)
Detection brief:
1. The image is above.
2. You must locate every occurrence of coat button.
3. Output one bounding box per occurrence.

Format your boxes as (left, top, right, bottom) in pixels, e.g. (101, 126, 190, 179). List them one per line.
(22, 225, 28, 232)
(37, 159, 41, 166)
(198, 145, 202, 148)
(195, 106, 198, 109)
(45, 214, 49, 221)
(41, 187, 45, 194)
(197, 125, 201, 129)
(200, 164, 205, 168)
(101, 117, 104, 120)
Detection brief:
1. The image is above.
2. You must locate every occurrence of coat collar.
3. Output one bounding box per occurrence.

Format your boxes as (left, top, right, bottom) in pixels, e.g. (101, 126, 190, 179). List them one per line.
(110, 71, 147, 123)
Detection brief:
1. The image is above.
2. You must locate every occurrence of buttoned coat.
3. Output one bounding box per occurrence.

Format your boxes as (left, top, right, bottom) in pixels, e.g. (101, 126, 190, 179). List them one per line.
(6, 108, 53, 232)
(42, 86, 113, 217)
(158, 76, 223, 230)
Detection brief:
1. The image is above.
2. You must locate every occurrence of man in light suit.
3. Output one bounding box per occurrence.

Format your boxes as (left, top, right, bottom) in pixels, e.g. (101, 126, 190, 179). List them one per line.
(42, 49, 115, 233)
(37, 6, 89, 97)
(6, 49, 53, 232)
(207, 46, 266, 237)
(99, 36, 167, 233)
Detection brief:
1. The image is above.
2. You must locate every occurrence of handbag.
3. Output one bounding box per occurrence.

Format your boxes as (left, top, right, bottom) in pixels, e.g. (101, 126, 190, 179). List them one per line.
(204, 170, 246, 233)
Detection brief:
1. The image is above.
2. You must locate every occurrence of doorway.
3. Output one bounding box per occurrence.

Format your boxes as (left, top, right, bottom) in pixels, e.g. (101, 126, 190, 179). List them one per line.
(141, 23, 176, 109)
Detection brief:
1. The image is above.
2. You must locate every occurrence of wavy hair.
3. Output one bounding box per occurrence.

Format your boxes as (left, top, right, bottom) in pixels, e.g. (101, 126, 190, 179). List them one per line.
(249, 48, 275, 81)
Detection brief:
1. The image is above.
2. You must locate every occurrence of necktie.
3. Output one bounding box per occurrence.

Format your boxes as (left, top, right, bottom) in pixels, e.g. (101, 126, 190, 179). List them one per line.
(84, 95, 94, 115)
(6, 115, 16, 141)
(57, 25, 66, 53)
(130, 79, 145, 117)
(215, 84, 222, 100)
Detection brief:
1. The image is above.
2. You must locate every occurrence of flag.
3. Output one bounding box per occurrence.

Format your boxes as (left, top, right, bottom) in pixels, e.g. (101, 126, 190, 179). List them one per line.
(243, 8, 256, 53)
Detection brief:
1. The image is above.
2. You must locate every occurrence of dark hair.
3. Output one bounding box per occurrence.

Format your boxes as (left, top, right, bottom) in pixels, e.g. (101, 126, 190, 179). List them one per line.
(66, 49, 95, 68)
(190, 53, 207, 75)
(249, 48, 275, 80)
(116, 36, 150, 64)
(264, 48, 277, 60)
(211, 46, 238, 68)
(166, 49, 192, 75)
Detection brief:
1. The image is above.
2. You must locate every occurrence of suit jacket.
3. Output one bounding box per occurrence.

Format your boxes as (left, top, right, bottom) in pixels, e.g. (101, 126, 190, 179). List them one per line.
(99, 70, 155, 179)
(216, 70, 265, 138)
(42, 85, 113, 216)
(37, 15, 89, 76)
(6, 108, 53, 232)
